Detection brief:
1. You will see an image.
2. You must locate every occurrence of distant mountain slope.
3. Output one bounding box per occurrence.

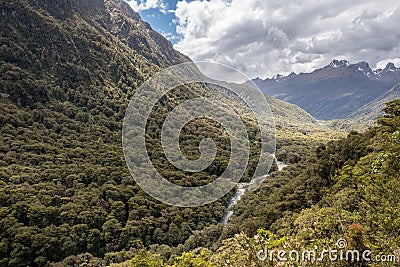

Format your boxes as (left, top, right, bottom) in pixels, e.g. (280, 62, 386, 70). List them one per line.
(265, 94, 317, 125)
(349, 83, 400, 122)
(248, 60, 399, 120)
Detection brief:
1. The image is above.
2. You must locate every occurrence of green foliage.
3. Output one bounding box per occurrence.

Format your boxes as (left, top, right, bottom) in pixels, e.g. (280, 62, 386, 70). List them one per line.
(124, 99, 400, 267)
(0, 0, 267, 266)
(217, 99, 400, 266)
(130, 249, 163, 267)
(0, 0, 239, 266)
(170, 251, 212, 267)
(3, 0, 399, 267)
(377, 99, 400, 133)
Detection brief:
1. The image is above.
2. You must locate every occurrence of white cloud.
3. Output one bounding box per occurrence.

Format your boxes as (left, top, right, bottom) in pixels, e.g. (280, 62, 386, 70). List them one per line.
(159, 30, 182, 43)
(173, 0, 400, 80)
(127, 0, 168, 13)
(376, 58, 400, 69)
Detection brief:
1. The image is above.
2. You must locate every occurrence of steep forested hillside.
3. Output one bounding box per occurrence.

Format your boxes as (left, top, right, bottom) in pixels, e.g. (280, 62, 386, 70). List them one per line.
(350, 83, 400, 123)
(0, 1, 368, 266)
(0, 0, 254, 266)
(115, 99, 400, 266)
(220, 99, 400, 266)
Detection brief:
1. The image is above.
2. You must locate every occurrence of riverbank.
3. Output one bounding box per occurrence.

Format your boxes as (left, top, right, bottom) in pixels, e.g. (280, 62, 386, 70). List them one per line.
(221, 158, 288, 224)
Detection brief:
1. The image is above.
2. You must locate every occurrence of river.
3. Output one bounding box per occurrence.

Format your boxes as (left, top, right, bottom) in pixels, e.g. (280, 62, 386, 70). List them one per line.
(220, 158, 288, 224)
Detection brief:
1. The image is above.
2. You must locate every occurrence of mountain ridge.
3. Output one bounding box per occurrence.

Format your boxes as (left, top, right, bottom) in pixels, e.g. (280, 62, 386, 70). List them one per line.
(348, 83, 400, 122)
(0, 1, 221, 265)
(0, 1, 323, 265)
(253, 59, 399, 84)
(249, 60, 399, 120)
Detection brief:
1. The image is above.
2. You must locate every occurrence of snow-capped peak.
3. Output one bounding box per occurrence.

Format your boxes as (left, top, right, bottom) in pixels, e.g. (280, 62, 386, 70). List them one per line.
(353, 61, 374, 77)
(273, 74, 284, 81)
(384, 62, 396, 72)
(329, 59, 350, 68)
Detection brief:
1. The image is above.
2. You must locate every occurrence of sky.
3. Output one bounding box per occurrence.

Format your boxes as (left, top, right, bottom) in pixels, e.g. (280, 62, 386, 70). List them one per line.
(126, 0, 400, 80)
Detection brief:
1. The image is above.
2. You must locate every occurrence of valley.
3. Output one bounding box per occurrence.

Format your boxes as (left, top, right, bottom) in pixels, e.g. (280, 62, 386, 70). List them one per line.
(1, 0, 399, 266)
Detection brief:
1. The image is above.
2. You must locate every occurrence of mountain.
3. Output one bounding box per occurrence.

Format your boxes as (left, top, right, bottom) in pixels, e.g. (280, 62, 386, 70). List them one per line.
(1, 0, 192, 108)
(0, 1, 238, 266)
(0, 1, 326, 266)
(0, 0, 364, 265)
(108, 97, 400, 267)
(106, 0, 190, 66)
(266, 95, 316, 125)
(349, 83, 400, 122)
(249, 60, 400, 120)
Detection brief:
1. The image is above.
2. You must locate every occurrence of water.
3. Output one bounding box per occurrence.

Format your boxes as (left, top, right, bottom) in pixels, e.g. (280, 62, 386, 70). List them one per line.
(220, 158, 288, 224)
(220, 184, 248, 224)
(276, 160, 288, 171)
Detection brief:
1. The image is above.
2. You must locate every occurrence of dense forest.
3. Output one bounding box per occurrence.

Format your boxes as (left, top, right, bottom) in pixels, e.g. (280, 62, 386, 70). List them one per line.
(0, 0, 271, 265)
(111, 100, 400, 267)
(0, 0, 265, 265)
(1, 0, 399, 266)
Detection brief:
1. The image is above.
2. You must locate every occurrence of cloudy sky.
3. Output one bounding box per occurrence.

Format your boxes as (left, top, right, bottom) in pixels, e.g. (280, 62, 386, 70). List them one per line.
(126, 0, 400, 80)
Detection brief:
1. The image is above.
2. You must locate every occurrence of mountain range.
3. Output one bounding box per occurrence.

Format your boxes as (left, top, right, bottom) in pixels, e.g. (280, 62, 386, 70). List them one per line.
(0, 0, 317, 265)
(2, 0, 400, 265)
(249, 59, 400, 120)
(0, 0, 210, 265)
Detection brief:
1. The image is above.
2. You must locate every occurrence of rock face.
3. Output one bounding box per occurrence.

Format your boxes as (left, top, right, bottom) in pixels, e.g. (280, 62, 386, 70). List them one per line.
(29, 0, 106, 18)
(104, 0, 190, 66)
(249, 60, 400, 120)
(0, 0, 190, 106)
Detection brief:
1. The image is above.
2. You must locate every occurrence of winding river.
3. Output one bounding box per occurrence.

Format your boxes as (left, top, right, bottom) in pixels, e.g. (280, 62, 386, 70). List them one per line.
(220, 158, 288, 224)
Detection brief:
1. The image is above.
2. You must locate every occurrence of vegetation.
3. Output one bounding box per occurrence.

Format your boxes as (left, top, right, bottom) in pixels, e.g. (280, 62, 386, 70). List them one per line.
(3, 0, 398, 266)
(0, 0, 237, 266)
(0, 0, 263, 265)
(112, 99, 400, 266)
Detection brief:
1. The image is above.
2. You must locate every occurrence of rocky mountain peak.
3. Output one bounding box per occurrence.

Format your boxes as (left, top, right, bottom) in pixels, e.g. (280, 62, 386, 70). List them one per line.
(109, 0, 143, 23)
(352, 61, 373, 77)
(103, 0, 190, 66)
(384, 62, 396, 71)
(249, 59, 399, 120)
(328, 59, 350, 68)
(354, 61, 370, 69)
(273, 74, 285, 81)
